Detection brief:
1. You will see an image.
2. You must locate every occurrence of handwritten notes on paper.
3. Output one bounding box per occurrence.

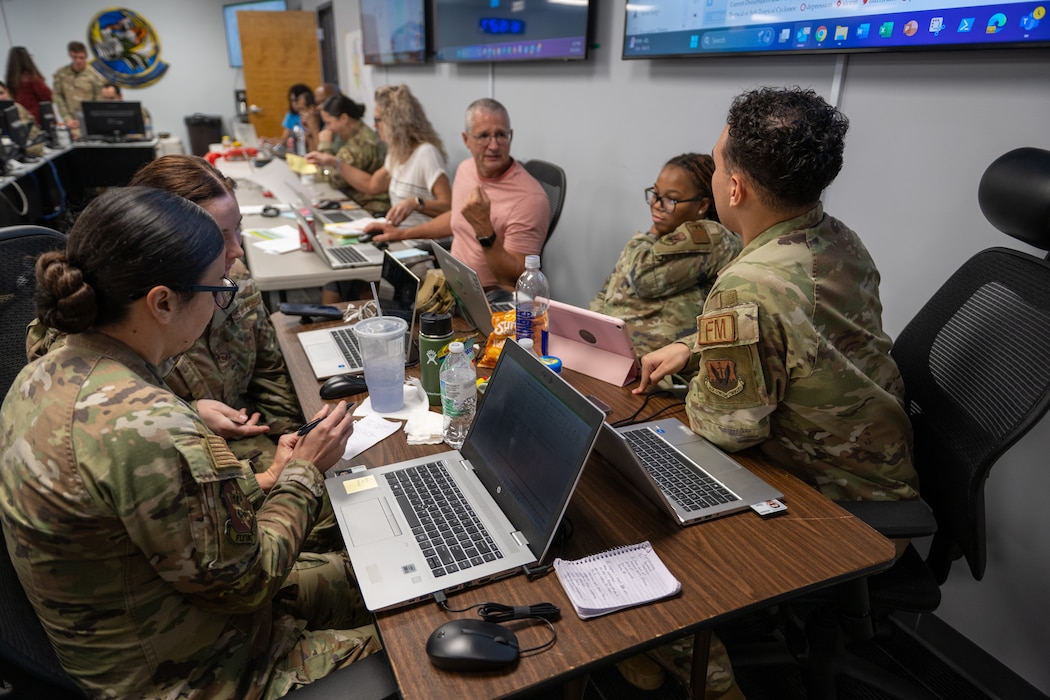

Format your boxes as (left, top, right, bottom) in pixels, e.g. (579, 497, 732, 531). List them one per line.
(553, 541, 682, 619)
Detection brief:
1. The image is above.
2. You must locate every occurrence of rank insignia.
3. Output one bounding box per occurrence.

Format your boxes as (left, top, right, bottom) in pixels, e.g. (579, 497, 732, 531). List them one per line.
(703, 359, 744, 399)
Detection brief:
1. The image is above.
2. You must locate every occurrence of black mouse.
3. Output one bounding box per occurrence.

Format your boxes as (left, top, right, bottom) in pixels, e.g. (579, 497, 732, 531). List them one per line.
(357, 231, 376, 243)
(317, 198, 342, 210)
(426, 619, 519, 671)
(319, 374, 369, 400)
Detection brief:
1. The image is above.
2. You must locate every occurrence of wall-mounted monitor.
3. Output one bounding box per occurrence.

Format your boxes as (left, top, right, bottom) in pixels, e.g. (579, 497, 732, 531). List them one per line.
(360, 0, 427, 65)
(434, 0, 592, 63)
(623, 0, 1050, 58)
(223, 0, 288, 68)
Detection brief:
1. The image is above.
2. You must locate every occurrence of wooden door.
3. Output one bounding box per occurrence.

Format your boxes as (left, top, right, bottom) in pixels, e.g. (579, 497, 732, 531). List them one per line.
(240, 11, 321, 140)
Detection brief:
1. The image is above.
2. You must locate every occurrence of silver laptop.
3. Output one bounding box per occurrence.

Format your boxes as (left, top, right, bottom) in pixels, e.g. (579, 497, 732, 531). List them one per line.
(299, 192, 373, 226)
(295, 207, 386, 269)
(297, 251, 420, 378)
(431, 242, 514, 335)
(327, 339, 605, 611)
(596, 418, 783, 526)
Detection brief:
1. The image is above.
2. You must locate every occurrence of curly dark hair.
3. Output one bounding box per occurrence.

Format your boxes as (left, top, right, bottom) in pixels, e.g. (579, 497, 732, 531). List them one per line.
(723, 86, 849, 212)
(665, 152, 719, 223)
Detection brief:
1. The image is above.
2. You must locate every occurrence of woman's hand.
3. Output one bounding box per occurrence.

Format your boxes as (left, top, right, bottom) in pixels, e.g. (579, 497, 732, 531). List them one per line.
(290, 402, 355, 472)
(305, 152, 336, 169)
(385, 198, 419, 226)
(197, 399, 269, 439)
(363, 221, 403, 242)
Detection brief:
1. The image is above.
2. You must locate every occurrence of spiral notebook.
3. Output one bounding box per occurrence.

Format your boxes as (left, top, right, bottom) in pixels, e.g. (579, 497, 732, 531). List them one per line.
(553, 541, 681, 619)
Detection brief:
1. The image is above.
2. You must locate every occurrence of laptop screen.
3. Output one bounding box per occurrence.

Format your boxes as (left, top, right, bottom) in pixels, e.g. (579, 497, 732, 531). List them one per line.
(463, 340, 603, 558)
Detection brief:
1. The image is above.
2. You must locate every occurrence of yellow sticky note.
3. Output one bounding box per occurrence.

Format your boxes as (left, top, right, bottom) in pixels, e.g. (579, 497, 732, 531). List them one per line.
(343, 474, 378, 495)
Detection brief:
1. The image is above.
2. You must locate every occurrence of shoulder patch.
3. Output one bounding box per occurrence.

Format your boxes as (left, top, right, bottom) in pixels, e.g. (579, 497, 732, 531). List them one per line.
(703, 359, 745, 398)
(683, 220, 712, 244)
(696, 301, 759, 348)
(221, 480, 257, 545)
(206, 435, 243, 473)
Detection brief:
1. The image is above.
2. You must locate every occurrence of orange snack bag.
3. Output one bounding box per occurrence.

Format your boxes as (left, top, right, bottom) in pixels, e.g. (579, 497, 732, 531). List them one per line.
(478, 310, 517, 369)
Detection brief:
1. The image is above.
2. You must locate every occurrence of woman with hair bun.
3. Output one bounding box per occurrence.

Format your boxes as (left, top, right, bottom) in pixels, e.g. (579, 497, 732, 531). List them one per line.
(1, 187, 378, 698)
(590, 153, 743, 356)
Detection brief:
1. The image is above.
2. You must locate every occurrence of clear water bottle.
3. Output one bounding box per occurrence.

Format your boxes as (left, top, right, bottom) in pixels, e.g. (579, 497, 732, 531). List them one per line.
(515, 254, 550, 355)
(440, 342, 477, 449)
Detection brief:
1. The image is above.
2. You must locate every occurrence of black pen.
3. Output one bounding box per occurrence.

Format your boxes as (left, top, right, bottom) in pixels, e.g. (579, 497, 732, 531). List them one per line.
(297, 402, 355, 436)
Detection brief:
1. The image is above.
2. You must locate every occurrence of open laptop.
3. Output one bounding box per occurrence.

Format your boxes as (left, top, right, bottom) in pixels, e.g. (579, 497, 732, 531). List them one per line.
(431, 242, 514, 335)
(295, 206, 385, 269)
(596, 418, 783, 526)
(296, 251, 420, 378)
(326, 339, 606, 611)
(299, 192, 372, 226)
(547, 299, 640, 387)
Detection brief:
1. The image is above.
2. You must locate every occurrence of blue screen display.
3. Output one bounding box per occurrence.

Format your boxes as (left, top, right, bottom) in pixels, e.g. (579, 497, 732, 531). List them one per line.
(623, 0, 1050, 58)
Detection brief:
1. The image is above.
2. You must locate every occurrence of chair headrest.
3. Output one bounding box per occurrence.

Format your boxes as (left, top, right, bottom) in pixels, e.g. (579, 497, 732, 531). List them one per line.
(978, 147, 1050, 252)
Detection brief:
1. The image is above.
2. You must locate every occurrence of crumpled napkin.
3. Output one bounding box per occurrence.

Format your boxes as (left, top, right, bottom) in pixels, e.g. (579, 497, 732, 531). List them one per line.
(405, 407, 445, 445)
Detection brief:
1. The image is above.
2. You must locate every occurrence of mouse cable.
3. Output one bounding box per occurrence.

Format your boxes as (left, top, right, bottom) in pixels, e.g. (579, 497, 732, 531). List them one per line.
(433, 592, 560, 622)
(517, 616, 557, 656)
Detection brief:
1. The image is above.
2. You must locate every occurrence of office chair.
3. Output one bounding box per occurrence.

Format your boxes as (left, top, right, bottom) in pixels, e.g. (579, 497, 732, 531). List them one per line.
(522, 159, 567, 252)
(0, 226, 66, 395)
(726, 146, 1050, 699)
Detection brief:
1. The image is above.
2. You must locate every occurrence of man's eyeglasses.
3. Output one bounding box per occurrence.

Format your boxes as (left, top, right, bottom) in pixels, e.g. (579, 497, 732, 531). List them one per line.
(470, 131, 511, 145)
(185, 276, 238, 310)
(644, 187, 705, 213)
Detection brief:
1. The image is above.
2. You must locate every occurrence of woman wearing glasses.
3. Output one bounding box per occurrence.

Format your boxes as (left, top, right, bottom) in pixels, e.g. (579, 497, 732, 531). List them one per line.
(590, 153, 742, 356)
(1, 187, 376, 698)
(28, 155, 305, 475)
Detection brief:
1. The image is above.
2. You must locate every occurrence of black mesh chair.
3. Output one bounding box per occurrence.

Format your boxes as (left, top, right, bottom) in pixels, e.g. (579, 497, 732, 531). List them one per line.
(522, 159, 566, 253)
(0, 226, 67, 396)
(727, 147, 1050, 699)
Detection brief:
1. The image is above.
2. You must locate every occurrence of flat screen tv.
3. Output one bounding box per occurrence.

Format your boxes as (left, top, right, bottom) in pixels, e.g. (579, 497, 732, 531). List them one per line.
(360, 0, 427, 65)
(223, 0, 288, 68)
(81, 101, 146, 140)
(434, 0, 592, 63)
(623, 0, 1050, 58)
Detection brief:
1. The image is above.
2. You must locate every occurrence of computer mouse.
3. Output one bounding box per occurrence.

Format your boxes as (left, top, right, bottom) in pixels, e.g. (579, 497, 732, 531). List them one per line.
(317, 198, 342, 210)
(357, 231, 376, 243)
(319, 374, 369, 400)
(425, 619, 519, 672)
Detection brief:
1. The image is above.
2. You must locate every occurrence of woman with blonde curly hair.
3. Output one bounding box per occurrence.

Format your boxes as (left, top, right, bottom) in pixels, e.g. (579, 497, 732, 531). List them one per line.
(309, 83, 450, 226)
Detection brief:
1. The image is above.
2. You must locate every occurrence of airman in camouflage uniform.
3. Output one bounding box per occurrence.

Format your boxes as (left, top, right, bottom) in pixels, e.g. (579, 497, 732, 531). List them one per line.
(590, 219, 742, 356)
(1, 332, 379, 699)
(325, 123, 389, 214)
(51, 42, 104, 138)
(683, 205, 918, 501)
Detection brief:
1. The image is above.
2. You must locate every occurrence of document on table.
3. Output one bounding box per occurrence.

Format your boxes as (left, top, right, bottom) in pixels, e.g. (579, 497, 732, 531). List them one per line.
(553, 541, 682, 619)
(245, 224, 300, 254)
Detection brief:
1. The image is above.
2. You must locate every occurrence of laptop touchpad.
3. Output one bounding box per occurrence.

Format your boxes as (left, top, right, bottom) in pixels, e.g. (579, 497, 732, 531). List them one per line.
(343, 499, 402, 546)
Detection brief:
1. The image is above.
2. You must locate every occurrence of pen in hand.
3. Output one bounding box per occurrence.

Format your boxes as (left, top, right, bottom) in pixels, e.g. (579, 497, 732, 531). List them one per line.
(297, 402, 355, 436)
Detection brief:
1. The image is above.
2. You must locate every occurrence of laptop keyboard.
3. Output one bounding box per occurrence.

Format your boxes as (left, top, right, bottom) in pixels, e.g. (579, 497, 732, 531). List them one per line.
(328, 246, 370, 265)
(623, 429, 739, 512)
(331, 328, 363, 368)
(384, 461, 504, 578)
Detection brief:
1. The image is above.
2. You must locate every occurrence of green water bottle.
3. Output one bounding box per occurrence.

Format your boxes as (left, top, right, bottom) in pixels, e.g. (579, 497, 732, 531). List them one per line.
(419, 311, 454, 405)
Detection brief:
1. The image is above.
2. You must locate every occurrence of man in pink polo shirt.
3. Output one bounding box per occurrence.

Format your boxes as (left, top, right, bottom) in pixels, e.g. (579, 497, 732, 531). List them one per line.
(369, 98, 549, 291)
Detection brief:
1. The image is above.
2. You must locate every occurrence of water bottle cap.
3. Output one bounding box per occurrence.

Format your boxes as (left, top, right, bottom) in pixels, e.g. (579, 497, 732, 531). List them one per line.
(419, 311, 452, 336)
(524, 255, 540, 269)
(518, 338, 534, 349)
(449, 341, 465, 353)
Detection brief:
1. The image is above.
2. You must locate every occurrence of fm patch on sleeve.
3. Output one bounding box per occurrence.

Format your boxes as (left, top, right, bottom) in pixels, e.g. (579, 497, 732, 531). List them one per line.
(698, 312, 736, 345)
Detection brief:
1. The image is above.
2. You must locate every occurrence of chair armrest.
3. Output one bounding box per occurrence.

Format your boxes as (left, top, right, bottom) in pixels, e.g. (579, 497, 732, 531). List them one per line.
(834, 498, 937, 540)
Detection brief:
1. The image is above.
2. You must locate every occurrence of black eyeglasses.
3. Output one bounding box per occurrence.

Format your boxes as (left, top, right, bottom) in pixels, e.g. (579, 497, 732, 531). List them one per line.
(470, 130, 511, 145)
(184, 276, 238, 310)
(644, 187, 705, 213)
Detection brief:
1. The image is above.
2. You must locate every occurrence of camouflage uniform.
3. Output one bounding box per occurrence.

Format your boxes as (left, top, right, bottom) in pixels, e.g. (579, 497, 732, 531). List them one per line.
(51, 63, 103, 129)
(0, 332, 379, 699)
(683, 205, 919, 501)
(13, 101, 44, 156)
(590, 220, 742, 356)
(325, 122, 389, 214)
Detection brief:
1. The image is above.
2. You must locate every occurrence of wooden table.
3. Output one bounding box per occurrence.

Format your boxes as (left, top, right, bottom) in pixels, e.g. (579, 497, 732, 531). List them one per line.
(270, 310, 895, 699)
